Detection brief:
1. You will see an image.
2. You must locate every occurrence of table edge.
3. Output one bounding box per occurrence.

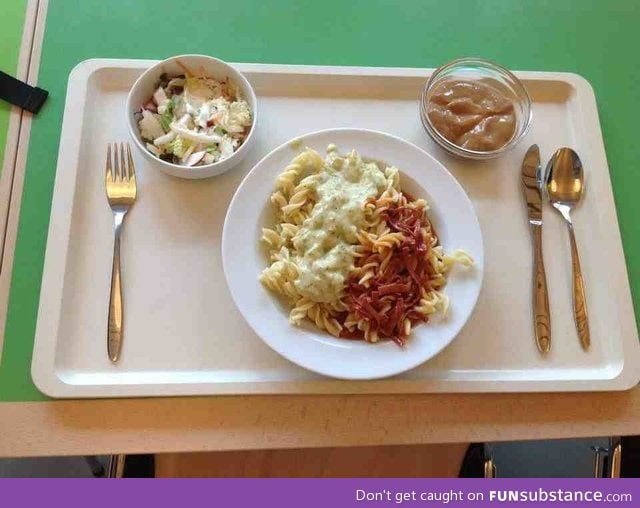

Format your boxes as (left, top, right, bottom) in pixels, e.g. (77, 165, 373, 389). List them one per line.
(1, 389, 640, 457)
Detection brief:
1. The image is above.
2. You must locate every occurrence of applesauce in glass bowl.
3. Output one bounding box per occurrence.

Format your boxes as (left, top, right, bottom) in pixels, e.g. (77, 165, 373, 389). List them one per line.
(420, 57, 532, 160)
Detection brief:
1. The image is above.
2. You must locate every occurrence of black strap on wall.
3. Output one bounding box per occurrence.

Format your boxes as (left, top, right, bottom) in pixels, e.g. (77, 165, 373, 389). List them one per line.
(0, 71, 48, 114)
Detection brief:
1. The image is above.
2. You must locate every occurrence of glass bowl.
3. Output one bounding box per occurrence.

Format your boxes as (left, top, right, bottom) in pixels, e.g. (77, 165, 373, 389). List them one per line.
(420, 57, 532, 161)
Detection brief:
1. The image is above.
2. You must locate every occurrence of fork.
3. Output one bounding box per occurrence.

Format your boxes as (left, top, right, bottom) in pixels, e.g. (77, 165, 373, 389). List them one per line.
(105, 143, 137, 362)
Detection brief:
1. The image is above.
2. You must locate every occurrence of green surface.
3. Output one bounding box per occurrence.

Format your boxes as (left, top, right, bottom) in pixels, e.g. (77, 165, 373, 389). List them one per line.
(2, 0, 640, 401)
(0, 0, 27, 176)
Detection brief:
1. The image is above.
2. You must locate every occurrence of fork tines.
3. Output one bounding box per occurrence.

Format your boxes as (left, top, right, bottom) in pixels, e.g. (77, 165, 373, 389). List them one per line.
(106, 142, 136, 183)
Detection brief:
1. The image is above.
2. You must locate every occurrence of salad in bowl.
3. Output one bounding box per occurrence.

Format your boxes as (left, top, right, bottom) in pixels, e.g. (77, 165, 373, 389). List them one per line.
(126, 54, 257, 179)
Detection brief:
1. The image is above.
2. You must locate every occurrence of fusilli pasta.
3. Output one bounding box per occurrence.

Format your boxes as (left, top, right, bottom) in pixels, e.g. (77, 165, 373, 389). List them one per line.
(259, 145, 473, 346)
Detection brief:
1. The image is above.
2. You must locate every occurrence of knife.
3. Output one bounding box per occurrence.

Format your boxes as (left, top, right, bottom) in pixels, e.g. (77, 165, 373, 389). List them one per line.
(521, 144, 551, 353)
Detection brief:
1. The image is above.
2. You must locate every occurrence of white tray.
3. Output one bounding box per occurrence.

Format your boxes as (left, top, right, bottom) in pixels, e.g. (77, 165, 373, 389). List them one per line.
(31, 59, 640, 397)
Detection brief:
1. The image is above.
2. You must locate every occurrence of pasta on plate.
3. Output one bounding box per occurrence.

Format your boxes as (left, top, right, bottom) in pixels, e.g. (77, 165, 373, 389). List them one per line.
(260, 145, 473, 346)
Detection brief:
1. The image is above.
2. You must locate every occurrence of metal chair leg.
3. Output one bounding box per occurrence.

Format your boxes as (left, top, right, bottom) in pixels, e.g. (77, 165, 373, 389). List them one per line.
(483, 444, 497, 478)
(591, 437, 622, 478)
(591, 446, 608, 477)
(107, 455, 126, 478)
(609, 437, 622, 478)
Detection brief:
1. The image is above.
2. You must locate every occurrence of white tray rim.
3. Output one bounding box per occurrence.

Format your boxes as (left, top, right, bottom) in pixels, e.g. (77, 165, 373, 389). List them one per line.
(30, 58, 640, 398)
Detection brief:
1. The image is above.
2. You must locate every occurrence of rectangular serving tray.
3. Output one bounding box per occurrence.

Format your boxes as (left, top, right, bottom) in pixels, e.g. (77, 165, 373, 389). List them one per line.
(31, 59, 640, 397)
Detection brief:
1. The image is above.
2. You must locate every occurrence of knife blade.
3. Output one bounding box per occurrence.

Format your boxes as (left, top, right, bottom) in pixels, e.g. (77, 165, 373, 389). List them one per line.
(522, 145, 543, 224)
(521, 144, 551, 353)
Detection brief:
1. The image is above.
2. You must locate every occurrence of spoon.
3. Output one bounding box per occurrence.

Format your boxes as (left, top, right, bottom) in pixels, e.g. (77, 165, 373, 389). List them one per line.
(545, 148, 590, 351)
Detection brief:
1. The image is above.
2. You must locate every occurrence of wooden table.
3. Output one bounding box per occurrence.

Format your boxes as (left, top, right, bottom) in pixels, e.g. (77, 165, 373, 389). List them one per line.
(3, 391, 640, 457)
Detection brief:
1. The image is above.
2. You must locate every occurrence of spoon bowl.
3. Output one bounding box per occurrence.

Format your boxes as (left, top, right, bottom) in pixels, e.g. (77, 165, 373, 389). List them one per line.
(545, 148, 585, 206)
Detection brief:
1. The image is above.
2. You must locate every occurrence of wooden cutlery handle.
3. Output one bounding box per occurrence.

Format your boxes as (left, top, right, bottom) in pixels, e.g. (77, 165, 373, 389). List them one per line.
(532, 224, 551, 353)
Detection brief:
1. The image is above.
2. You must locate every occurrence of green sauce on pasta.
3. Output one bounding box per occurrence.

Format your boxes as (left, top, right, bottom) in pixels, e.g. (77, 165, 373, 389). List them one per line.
(292, 150, 387, 302)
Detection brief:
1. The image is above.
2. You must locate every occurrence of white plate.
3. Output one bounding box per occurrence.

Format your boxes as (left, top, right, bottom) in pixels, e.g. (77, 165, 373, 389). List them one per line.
(222, 128, 484, 379)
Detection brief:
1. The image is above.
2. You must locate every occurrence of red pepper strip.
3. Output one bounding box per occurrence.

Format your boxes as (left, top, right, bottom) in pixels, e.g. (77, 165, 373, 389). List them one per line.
(353, 297, 384, 325)
(401, 248, 420, 284)
(376, 281, 412, 296)
(386, 299, 405, 336)
(393, 335, 406, 347)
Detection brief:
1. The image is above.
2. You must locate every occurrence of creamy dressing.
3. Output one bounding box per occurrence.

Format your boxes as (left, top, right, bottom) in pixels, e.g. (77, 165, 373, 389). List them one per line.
(292, 150, 387, 302)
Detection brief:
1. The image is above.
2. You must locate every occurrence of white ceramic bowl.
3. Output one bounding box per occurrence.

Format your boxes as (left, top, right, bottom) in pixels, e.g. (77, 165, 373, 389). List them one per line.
(126, 54, 257, 179)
